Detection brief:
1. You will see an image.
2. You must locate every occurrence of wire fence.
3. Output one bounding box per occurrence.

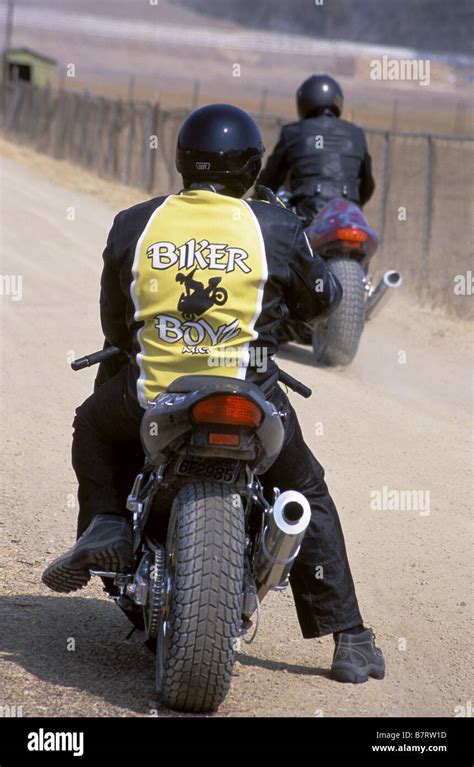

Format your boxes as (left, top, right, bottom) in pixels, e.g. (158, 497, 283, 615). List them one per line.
(1, 81, 473, 317)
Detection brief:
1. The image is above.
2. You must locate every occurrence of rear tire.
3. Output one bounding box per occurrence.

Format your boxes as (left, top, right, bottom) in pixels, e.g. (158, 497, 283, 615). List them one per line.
(312, 257, 365, 366)
(157, 481, 245, 713)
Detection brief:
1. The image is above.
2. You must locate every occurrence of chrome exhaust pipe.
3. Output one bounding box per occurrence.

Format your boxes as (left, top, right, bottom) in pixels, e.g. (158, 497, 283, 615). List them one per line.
(365, 270, 402, 321)
(253, 490, 312, 603)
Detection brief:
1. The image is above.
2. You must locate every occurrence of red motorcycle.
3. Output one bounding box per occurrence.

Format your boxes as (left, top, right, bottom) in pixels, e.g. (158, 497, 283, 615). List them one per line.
(280, 196, 402, 366)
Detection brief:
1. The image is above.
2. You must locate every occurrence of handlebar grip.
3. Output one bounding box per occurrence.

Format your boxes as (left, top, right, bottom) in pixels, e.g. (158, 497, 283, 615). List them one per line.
(71, 356, 91, 371)
(71, 346, 124, 371)
(278, 369, 312, 399)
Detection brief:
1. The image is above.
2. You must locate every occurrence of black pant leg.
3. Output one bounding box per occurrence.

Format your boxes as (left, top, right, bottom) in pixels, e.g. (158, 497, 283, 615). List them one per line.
(295, 197, 329, 226)
(72, 366, 144, 537)
(261, 387, 363, 637)
(72, 371, 363, 636)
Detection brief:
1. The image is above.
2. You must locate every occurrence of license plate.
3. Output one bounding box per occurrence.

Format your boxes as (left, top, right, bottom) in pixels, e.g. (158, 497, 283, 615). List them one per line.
(176, 458, 239, 483)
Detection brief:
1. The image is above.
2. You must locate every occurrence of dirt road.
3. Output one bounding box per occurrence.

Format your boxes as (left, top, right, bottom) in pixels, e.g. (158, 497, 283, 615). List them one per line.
(0, 154, 472, 717)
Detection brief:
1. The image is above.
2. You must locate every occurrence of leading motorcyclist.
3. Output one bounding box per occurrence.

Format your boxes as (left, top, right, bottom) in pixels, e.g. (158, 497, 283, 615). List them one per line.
(42, 103, 384, 684)
(257, 74, 375, 226)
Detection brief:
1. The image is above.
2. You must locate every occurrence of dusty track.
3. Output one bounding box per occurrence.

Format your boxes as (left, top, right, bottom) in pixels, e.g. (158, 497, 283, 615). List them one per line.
(0, 154, 472, 717)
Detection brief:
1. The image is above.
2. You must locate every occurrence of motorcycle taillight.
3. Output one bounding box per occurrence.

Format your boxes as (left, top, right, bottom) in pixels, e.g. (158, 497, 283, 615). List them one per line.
(192, 395, 263, 428)
(336, 227, 369, 243)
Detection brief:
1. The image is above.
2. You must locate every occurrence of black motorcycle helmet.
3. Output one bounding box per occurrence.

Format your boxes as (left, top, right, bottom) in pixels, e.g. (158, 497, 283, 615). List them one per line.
(176, 104, 265, 197)
(296, 74, 344, 119)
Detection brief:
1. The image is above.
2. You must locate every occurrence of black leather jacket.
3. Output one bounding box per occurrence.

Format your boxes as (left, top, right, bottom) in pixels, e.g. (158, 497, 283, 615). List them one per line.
(99, 188, 342, 404)
(258, 111, 375, 214)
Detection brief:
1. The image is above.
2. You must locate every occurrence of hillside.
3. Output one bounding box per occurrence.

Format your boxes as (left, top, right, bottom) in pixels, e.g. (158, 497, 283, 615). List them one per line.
(179, 0, 474, 56)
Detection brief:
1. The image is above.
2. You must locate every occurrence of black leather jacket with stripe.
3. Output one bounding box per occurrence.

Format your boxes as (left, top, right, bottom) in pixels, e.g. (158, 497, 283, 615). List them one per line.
(99, 188, 342, 406)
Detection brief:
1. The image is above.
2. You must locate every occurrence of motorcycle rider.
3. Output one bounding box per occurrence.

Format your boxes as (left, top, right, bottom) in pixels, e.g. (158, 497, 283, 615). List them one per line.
(176, 267, 224, 318)
(42, 103, 384, 684)
(257, 74, 375, 225)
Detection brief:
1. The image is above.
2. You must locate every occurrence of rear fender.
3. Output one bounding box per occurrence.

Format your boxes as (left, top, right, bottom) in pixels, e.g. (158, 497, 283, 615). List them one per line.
(140, 376, 284, 474)
(306, 197, 378, 259)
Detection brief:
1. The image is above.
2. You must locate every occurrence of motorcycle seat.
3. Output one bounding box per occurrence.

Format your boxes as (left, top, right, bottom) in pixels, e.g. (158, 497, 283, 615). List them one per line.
(167, 374, 263, 398)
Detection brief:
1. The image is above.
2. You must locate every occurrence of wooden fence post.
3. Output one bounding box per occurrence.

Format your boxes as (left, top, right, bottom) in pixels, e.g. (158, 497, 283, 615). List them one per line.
(104, 99, 119, 176)
(8, 81, 22, 132)
(53, 90, 67, 159)
(124, 99, 135, 185)
(377, 132, 391, 261)
(92, 96, 106, 172)
(141, 101, 154, 191)
(76, 90, 91, 166)
(67, 92, 81, 160)
(422, 136, 434, 281)
(39, 85, 55, 154)
(147, 101, 160, 193)
(29, 85, 40, 142)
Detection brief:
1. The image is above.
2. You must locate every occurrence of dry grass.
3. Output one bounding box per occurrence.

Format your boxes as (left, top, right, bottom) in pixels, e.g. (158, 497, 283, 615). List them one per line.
(0, 136, 147, 213)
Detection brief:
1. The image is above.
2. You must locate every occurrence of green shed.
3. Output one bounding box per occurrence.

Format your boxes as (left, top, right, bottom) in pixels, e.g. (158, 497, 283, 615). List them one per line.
(2, 48, 57, 86)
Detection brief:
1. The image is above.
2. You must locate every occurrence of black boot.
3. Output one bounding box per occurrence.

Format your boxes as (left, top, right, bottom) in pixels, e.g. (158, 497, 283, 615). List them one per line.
(331, 628, 385, 683)
(42, 514, 133, 593)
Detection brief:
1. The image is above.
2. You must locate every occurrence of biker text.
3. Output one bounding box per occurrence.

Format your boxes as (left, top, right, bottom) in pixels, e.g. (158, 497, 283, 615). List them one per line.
(146, 240, 251, 273)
